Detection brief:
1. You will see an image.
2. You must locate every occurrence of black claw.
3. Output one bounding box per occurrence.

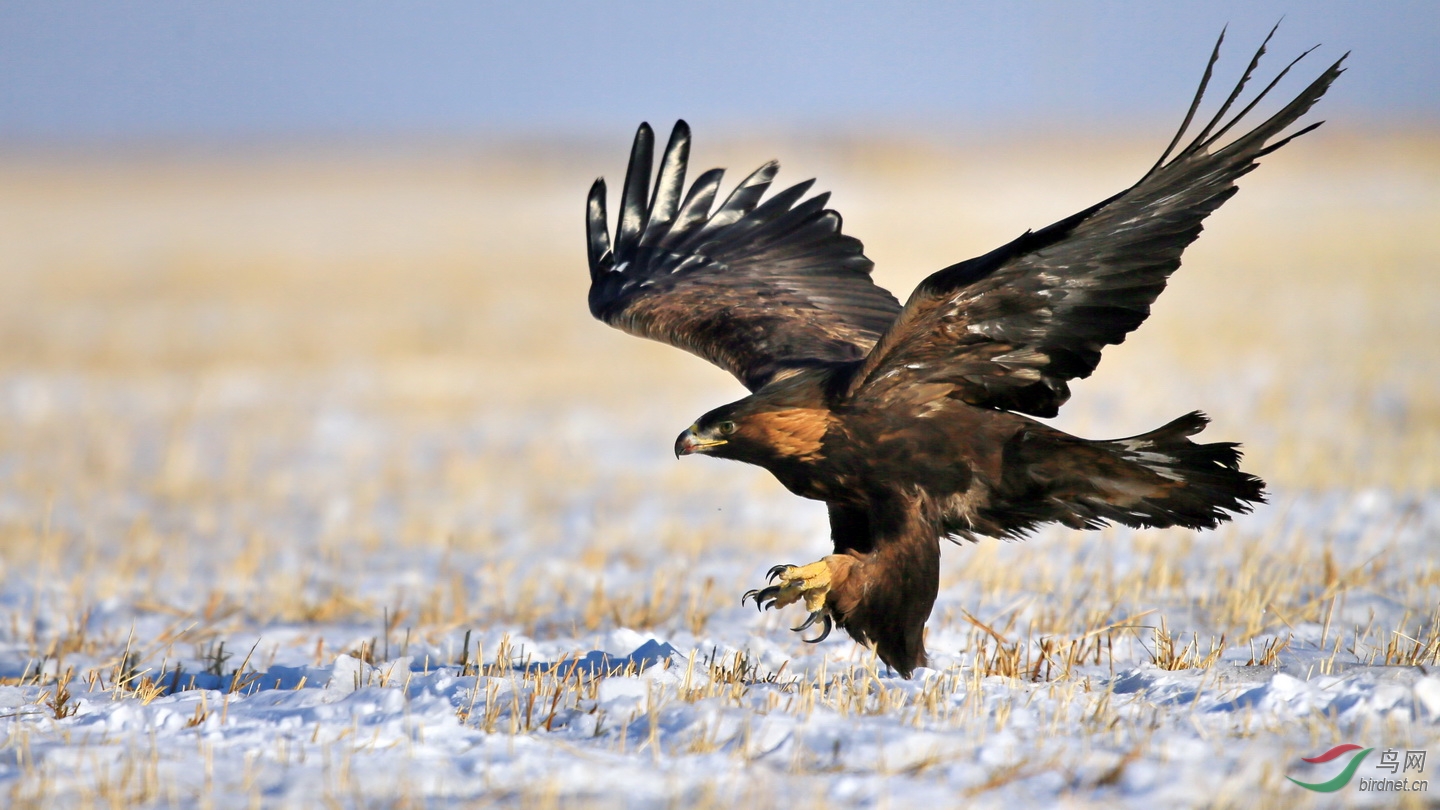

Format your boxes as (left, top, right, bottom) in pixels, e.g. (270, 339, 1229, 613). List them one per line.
(802, 614, 834, 644)
(742, 585, 782, 612)
(743, 565, 800, 612)
(792, 610, 823, 632)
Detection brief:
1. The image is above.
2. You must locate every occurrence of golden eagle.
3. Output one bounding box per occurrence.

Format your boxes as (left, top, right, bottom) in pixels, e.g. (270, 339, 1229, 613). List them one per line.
(584, 31, 1344, 677)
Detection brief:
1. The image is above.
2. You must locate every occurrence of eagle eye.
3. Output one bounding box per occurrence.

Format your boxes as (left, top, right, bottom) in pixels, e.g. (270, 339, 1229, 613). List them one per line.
(717, 420, 738, 436)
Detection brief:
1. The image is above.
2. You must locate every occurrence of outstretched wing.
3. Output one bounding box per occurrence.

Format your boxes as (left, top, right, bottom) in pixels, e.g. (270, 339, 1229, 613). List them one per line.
(847, 28, 1346, 417)
(587, 121, 902, 392)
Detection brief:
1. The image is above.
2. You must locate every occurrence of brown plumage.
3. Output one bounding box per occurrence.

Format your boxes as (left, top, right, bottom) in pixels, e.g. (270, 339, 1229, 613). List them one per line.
(585, 29, 1344, 678)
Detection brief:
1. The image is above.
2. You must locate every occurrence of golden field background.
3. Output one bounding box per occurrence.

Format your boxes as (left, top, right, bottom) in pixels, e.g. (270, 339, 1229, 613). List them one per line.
(0, 130, 1437, 808)
(0, 129, 1436, 604)
(0, 130, 1435, 626)
(1, 131, 1435, 485)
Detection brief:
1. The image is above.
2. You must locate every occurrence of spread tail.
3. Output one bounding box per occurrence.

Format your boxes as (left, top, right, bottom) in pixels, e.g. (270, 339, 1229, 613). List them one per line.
(996, 411, 1267, 534)
(1084, 411, 1266, 530)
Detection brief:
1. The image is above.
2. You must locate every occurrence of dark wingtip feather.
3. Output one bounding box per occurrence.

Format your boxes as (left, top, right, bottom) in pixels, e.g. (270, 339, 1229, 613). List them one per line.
(1246, 52, 1346, 159)
(1149, 24, 1343, 180)
(1196, 42, 1318, 152)
(615, 123, 655, 260)
(1254, 119, 1324, 158)
(660, 167, 725, 249)
(1213, 49, 1346, 159)
(701, 160, 780, 233)
(1148, 28, 1226, 175)
(586, 177, 611, 279)
(642, 121, 693, 245)
(1187, 22, 1282, 149)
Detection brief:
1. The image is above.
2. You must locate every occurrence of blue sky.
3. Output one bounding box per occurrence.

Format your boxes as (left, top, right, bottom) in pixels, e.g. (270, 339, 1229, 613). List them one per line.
(1, 1, 1434, 143)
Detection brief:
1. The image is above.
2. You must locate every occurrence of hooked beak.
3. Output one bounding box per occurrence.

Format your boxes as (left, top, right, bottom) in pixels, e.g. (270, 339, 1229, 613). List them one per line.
(675, 425, 725, 458)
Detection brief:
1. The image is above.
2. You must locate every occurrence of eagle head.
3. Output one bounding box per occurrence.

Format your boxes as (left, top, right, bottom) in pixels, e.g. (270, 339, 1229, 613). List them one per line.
(674, 409, 744, 459)
(675, 402, 830, 464)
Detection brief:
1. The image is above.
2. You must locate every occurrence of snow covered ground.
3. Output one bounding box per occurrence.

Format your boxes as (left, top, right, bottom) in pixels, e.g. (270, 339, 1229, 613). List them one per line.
(0, 134, 1436, 807)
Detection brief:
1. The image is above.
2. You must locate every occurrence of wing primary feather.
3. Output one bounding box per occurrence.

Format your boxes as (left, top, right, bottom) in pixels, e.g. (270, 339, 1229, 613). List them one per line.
(1254, 118, 1325, 158)
(615, 123, 655, 260)
(698, 161, 779, 235)
(1184, 22, 1279, 152)
(1147, 26, 1225, 176)
(1197, 44, 1319, 152)
(738, 190, 830, 249)
(579, 120, 906, 391)
(711, 192, 831, 262)
(1222, 54, 1345, 157)
(847, 30, 1341, 417)
(709, 182, 822, 253)
(757, 192, 830, 235)
(642, 121, 691, 244)
(586, 178, 612, 280)
(660, 168, 725, 249)
(746, 179, 816, 223)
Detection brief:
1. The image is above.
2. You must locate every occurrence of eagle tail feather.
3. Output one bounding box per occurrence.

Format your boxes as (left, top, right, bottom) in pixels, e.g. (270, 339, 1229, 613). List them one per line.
(1084, 411, 1267, 531)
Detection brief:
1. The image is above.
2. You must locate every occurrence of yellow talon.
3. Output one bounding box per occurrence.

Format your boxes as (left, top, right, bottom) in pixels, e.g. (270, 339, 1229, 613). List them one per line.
(741, 556, 855, 644)
(775, 559, 835, 613)
(743, 556, 846, 613)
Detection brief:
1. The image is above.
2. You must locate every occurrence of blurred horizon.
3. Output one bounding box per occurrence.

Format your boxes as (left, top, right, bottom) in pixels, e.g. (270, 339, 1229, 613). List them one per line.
(2, 1, 1436, 149)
